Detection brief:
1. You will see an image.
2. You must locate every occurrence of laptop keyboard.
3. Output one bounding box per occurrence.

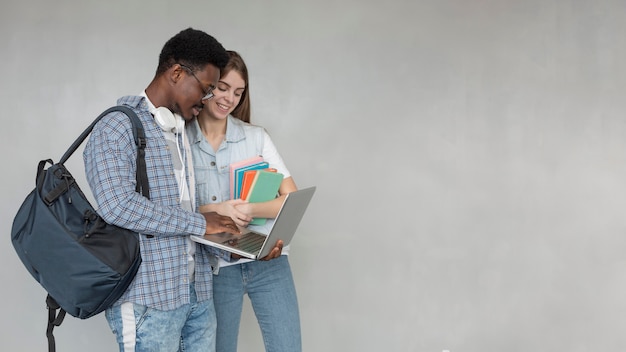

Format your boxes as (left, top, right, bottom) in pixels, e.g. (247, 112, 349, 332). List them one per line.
(223, 232, 266, 253)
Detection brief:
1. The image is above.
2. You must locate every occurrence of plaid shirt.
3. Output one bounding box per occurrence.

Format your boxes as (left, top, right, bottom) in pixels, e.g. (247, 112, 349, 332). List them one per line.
(83, 95, 212, 311)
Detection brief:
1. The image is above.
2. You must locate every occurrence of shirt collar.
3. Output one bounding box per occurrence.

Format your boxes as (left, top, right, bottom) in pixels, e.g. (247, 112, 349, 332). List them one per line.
(139, 91, 157, 115)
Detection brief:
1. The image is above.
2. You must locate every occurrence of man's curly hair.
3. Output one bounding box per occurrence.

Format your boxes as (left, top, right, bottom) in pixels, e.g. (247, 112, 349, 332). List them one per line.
(156, 28, 229, 75)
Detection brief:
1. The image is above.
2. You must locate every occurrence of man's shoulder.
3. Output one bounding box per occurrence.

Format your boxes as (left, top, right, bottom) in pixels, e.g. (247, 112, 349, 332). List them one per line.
(116, 95, 146, 110)
(97, 96, 151, 129)
(91, 96, 149, 140)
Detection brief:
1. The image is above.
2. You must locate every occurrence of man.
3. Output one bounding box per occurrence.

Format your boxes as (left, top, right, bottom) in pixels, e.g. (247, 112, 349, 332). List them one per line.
(83, 28, 282, 351)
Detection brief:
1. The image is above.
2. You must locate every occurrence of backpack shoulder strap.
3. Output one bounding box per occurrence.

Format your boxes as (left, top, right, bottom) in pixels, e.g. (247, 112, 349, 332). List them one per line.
(114, 106, 150, 199)
(58, 106, 150, 199)
(45, 295, 65, 352)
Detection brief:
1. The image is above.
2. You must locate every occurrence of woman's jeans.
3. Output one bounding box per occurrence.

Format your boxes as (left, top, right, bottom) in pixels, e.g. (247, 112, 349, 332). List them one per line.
(213, 255, 301, 352)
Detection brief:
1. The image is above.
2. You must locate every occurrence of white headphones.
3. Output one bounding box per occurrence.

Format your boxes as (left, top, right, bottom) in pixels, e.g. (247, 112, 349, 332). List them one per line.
(153, 106, 185, 133)
(153, 106, 187, 203)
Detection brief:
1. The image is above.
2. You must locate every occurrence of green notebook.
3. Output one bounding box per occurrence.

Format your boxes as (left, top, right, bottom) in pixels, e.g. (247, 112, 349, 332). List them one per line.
(245, 170, 284, 225)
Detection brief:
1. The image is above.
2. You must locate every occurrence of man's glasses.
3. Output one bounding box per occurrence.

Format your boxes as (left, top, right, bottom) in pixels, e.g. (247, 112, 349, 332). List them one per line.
(179, 64, 215, 100)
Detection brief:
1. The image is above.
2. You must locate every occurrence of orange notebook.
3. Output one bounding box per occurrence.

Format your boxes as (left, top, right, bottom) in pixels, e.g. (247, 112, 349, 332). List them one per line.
(240, 168, 276, 200)
(228, 156, 264, 199)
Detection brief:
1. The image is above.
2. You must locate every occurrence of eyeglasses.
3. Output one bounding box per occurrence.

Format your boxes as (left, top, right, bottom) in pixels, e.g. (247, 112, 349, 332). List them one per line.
(179, 64, 215, 100)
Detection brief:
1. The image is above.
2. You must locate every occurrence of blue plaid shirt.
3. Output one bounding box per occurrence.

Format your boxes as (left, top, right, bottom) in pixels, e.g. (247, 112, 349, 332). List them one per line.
(83, 95, 212, 311)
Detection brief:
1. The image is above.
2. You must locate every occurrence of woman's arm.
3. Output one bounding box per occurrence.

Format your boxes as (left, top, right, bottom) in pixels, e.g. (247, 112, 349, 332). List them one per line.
(236, 176, 297, 220)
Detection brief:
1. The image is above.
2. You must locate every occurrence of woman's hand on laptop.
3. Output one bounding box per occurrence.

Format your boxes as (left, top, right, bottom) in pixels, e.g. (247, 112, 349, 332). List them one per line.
(260, 240, 284, 261)
(199, 201, 252, 228)
(228, 239, 282, 262)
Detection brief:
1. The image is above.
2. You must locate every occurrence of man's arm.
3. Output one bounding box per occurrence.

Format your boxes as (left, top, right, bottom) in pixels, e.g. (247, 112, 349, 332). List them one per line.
(84, 112, 208, 236)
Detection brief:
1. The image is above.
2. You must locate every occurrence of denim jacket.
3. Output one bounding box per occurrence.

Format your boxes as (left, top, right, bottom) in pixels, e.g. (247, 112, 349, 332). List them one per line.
(188, 115, 265, 206)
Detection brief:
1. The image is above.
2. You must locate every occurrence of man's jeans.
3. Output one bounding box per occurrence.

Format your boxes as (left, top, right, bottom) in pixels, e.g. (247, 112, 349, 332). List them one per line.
(105, 283, 216, 352)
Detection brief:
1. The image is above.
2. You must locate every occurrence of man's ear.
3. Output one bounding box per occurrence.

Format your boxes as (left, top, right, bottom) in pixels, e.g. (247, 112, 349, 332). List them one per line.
(168, 64, 185, 85)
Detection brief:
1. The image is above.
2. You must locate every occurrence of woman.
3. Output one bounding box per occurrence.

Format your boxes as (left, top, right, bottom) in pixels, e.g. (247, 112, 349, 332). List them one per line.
(188, 51, 301, 352)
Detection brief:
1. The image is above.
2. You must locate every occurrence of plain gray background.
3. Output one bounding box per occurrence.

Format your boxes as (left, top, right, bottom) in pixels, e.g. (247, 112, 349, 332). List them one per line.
(3, 0, 626, 351)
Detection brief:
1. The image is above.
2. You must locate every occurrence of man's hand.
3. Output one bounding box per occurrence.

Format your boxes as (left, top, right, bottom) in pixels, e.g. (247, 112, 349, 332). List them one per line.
(202, 211, 240, 235)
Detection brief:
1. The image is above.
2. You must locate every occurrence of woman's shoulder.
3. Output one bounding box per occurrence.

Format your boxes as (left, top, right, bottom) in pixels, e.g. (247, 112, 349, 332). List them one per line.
(229, 115, 266, 134)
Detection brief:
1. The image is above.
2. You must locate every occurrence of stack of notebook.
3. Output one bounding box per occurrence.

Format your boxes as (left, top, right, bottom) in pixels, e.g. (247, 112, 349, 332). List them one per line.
(229, 156, 284, 225)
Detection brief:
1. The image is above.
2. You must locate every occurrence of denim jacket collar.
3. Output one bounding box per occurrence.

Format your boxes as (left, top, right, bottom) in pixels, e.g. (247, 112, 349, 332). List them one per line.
(188, 115, 247, 146)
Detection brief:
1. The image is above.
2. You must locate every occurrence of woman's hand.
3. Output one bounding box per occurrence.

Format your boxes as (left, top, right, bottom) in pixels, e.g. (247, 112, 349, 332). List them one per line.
(215, 199, 252, 227)
(234, 201, 253, 218)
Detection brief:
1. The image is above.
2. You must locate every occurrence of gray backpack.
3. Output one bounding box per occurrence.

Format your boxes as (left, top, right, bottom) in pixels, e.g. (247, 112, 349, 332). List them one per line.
(11, 106, 149, 352)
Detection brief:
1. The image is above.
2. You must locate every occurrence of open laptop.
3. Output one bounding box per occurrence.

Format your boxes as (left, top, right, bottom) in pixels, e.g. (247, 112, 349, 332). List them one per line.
(191, 186, 316, 259)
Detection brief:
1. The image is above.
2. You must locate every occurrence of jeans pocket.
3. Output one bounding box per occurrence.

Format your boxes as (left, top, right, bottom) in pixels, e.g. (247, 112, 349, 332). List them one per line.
(134, 304, 151, 332)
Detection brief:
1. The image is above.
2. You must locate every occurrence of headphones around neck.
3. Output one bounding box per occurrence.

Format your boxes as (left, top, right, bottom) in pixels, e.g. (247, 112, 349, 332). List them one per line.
(153, 106, 185, 133)
(153, 106, 188, 203)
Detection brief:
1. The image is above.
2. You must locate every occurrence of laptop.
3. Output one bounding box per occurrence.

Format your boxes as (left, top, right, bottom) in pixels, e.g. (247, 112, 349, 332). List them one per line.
(191, 186, 316, 259)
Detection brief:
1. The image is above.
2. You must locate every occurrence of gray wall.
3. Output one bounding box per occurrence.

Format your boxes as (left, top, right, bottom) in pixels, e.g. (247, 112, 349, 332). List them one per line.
(2, 0, 626, 351)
